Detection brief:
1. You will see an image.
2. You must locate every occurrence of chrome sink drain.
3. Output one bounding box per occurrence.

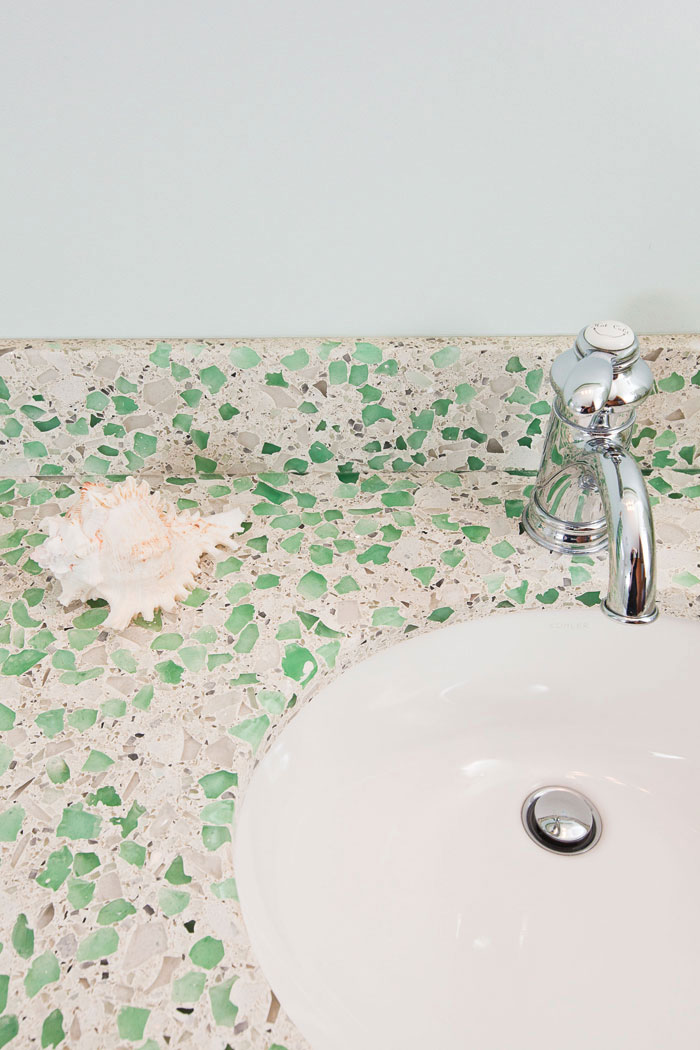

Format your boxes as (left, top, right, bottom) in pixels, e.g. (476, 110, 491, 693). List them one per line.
(522, 786, 602, 855)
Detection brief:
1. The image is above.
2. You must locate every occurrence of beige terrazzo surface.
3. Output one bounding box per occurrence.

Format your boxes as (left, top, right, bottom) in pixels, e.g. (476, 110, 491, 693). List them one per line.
(0, 335, 698, 1049)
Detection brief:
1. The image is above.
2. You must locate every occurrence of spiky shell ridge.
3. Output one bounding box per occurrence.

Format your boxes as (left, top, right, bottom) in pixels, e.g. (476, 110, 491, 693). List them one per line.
(36, 479, 245, 629)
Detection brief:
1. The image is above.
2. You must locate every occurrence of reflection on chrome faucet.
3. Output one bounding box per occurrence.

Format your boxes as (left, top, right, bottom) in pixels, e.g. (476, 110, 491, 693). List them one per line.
(523, 321, 658, 624)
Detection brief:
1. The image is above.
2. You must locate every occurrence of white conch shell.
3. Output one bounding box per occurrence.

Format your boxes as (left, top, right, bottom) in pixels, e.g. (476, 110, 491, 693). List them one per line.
(35, 478, 245, 629)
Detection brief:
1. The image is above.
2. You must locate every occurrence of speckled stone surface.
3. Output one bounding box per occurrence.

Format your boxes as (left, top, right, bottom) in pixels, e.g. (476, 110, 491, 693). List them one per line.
(0, 336, 698, 1050)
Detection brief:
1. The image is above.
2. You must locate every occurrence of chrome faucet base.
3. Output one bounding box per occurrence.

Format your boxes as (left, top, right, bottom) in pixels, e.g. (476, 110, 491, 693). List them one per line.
(522, 495, 659, 622)
(522, 497, 608, 555)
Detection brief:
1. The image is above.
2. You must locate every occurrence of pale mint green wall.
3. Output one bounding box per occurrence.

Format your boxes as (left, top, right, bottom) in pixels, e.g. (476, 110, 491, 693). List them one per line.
(1, 0, 699, 336)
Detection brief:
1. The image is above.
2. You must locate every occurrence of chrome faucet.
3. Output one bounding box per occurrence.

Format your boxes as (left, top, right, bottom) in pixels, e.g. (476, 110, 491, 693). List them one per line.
(522, 321, 658, 624)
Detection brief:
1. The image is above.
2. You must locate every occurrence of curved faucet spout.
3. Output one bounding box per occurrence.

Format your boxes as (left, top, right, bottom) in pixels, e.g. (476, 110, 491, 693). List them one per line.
(589, 443, 658, 623)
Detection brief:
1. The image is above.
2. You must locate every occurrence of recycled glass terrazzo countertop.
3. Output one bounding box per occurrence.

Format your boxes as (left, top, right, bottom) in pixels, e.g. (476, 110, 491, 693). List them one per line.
(0, 336, 698, 1050)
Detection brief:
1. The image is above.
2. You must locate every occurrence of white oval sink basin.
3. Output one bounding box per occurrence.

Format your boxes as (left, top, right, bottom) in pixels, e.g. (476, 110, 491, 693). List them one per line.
(235, 609, 700, 1050)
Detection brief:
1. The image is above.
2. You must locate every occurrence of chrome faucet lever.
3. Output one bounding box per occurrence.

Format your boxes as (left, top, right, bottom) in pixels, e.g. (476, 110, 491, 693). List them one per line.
(522, 321, 658, 624)
(560, 351, 613, 421)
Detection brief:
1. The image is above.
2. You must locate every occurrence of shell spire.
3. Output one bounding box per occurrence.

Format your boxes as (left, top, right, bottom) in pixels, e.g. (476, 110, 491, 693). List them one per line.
(35, 478, 245, 629)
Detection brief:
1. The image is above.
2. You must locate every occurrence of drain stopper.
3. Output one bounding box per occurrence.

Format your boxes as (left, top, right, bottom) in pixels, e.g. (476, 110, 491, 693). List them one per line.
(522, 786, 602, 855)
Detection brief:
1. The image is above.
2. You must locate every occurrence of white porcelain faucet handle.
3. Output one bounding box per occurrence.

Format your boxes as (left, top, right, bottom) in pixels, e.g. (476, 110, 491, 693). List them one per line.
(583, 320, 635, 353)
